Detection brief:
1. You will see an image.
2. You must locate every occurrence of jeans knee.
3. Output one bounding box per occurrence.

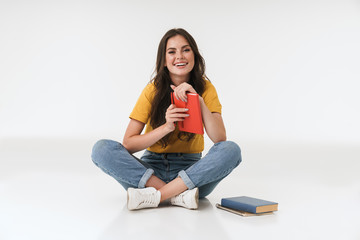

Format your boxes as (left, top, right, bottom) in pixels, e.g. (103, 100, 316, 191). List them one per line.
(219, 141, 242, 167)
(91, 139, 117, 166)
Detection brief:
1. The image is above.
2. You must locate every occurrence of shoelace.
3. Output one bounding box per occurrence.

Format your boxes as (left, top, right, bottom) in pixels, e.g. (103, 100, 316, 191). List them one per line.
(172, 193, 185, 205)
(139, 192, 158, 206)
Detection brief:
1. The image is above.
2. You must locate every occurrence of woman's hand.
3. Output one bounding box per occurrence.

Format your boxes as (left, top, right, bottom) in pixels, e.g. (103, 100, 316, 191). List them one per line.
(122, 103, 189, 153)
(164, 104, 189, 132)
(171, 83, 197, 102)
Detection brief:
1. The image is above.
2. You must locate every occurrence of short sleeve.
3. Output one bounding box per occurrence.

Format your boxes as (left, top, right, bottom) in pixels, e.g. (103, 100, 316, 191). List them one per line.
(202, 81, 222, 114)
(129, 84, 155, 124)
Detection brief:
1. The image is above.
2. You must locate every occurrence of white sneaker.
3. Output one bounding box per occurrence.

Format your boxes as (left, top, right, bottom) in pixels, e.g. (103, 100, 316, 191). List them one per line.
(170, 188, 199, 210)
(127, 187, 161, 210)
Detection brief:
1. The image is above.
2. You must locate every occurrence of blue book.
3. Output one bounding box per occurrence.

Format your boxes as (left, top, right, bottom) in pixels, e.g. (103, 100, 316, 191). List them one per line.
(221, 196, 278, 214)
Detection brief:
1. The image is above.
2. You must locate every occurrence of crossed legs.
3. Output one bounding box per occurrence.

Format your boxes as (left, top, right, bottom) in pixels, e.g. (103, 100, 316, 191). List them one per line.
(91, 139, 241, 209)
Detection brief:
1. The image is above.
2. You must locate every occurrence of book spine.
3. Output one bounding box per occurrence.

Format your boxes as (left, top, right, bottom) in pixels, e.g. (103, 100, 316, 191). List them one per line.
(221, 199, 257, 213)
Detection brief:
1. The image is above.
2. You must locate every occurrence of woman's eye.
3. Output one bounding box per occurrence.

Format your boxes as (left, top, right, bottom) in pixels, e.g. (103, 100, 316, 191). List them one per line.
(168, 51, 175, 54)
(184, 48, 191, 52)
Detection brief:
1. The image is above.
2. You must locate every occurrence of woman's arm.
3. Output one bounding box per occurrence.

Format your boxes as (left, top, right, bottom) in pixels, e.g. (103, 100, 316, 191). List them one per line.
(122, 119, 168, 154)
(122, 105, 189, 154)
(199, 96, 227, 143)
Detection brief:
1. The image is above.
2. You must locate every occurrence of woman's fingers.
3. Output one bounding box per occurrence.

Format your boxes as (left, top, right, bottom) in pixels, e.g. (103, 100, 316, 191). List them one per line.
(167, 104, 176, 111)
(173, 88, 188, 102)
(171, 113, 190, 119)
(168, 111, 189, 120)
(166, 106, 189, 122)
(171, 82, 197, 103)
(168, 107, 189, 113)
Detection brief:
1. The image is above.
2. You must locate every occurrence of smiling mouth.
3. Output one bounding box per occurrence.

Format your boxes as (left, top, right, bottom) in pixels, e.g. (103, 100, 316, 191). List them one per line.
(174, 63, 187, 67)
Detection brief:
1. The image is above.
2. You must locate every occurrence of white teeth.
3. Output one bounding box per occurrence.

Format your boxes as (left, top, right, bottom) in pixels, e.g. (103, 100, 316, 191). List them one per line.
(175, 63, 186, 66)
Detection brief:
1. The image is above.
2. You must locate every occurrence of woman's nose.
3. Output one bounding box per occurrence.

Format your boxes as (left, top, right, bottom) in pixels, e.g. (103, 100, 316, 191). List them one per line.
(176, 52, 184, 59)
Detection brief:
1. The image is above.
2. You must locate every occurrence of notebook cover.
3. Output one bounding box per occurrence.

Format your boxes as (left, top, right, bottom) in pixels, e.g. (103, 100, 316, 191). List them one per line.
(171, 92, 204, 135)
(221, 196, 278, 214)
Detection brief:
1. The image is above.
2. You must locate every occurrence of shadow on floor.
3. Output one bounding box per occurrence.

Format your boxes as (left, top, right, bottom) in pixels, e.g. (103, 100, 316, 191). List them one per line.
(97, 198, 231, 240)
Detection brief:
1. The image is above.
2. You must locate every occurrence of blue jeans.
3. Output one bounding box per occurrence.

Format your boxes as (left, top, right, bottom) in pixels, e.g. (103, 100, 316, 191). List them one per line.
(91, 140, 241, 198)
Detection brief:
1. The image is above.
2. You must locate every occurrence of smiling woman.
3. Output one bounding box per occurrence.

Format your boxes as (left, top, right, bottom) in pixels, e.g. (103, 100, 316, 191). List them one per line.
(91, 28, 242, 211)
(149, 29, 208, 148)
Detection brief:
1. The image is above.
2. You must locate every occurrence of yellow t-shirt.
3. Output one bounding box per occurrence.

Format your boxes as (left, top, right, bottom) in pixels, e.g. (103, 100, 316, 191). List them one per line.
(129, 80, 222, 153)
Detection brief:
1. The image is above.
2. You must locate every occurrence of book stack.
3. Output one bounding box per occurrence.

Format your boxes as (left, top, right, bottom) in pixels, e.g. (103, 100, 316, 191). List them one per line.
(217, 196, 278, 217)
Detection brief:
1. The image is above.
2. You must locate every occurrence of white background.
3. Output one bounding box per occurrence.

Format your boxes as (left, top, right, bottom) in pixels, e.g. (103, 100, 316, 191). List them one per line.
(1, 1, 360, 240)
(1, 0, 360, 145)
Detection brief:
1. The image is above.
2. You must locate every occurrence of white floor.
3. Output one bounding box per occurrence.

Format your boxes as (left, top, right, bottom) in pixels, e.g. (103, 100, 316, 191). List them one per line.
(1, 138, 359, 240)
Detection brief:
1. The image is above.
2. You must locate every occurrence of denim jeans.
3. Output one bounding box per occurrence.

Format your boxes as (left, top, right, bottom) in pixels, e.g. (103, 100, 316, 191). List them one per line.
(91, 139, 241, 198)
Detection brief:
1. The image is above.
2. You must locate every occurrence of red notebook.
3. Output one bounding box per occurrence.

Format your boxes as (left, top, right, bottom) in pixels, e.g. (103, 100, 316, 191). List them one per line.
(171, 92, 204, 135)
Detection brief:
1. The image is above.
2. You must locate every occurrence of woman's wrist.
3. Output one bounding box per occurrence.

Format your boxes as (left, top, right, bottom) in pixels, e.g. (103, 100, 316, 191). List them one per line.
(162, 122, 175, 134)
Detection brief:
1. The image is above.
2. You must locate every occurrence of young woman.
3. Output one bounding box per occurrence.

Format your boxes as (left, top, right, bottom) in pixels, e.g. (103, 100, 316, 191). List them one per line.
(91, 28, 241, 210)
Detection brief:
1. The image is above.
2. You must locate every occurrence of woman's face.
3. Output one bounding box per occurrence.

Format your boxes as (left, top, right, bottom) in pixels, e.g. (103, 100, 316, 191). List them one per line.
(165, 35, 195, 82)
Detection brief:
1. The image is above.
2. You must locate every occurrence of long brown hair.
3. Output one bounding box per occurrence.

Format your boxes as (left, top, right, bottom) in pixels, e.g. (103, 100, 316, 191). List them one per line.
(150, 28, 208, 148)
